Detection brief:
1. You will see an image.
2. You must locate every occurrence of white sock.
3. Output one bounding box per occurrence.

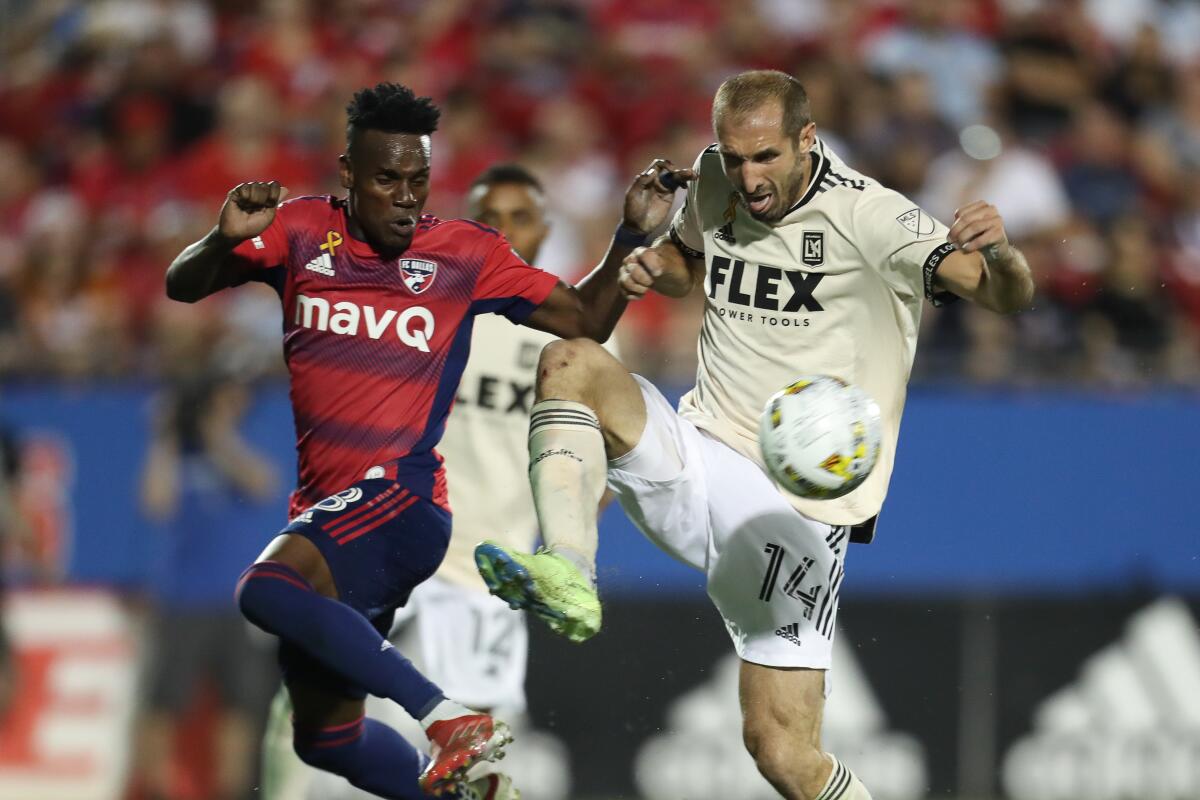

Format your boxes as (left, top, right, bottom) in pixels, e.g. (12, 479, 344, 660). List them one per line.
(420, 697, 475, 731)
(528, 400, 606, 584)
(816, 755, 873, 800)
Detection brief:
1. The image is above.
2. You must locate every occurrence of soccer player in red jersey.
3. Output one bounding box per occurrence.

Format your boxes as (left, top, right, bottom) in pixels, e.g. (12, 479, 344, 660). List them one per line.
(165, 83, 692, 799)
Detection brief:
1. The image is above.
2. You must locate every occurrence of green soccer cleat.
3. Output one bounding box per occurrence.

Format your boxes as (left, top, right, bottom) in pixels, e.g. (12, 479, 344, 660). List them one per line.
(474, 541, 601, 643)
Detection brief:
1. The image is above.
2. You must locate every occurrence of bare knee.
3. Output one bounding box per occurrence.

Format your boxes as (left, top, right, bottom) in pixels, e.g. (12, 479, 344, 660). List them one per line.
(743, 717, 828, 799)
(536, 338, 612, 402)
(535, 338, 646, 457)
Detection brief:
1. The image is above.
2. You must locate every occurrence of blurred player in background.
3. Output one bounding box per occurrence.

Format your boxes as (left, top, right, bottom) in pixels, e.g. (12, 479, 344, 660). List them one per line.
(477, 70, 1034, 800)
(136, 369, 278, 800)
(0, 423, 26, 718)
(261, 163, 579, 800)
(164, 82, 683, 800)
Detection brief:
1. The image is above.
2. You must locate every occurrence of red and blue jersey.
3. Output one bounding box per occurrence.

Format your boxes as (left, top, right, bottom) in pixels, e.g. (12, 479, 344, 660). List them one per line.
(230, 195, 558, 517)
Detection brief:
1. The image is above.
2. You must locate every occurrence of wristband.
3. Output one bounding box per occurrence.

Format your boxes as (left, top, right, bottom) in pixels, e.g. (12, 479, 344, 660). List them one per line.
(615, 224, 649, 248)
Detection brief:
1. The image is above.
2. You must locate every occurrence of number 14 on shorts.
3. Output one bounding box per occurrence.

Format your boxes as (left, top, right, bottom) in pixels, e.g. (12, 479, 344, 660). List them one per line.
(758, 542, 824, 622)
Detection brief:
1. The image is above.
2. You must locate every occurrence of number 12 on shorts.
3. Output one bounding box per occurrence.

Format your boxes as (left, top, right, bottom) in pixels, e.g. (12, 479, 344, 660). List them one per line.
(758, 542, 821, 621)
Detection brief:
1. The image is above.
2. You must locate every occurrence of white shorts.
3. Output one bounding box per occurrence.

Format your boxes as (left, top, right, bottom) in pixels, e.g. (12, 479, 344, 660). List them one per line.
(608, 376, 848, 671)
(391, 576, 529, 714)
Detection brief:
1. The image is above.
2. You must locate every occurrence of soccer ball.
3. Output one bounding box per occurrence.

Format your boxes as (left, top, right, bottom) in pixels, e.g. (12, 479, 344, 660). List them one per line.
(758, 376, 882, 500)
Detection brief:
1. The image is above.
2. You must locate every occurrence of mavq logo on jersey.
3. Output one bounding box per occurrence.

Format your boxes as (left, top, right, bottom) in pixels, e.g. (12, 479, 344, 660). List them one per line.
(399, 258, 437, 294)
(293, 294, 435, 352)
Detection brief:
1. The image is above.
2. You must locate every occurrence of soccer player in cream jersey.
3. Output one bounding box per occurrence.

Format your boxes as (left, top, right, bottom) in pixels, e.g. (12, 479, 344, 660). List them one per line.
(477, 70, 1034, 800)
(261, 164, 584, 800)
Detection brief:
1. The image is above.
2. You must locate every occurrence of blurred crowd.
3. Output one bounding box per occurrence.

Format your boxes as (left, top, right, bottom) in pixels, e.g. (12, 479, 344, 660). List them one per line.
(3, 0, 1200, 388)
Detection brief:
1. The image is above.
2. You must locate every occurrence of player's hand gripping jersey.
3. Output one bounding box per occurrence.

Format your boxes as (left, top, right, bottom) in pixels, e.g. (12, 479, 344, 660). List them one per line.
(669, 138, 956, 526)
(230, 196, 558, 517)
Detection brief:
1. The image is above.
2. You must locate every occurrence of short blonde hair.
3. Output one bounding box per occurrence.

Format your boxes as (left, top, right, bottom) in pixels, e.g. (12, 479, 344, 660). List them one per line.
(712, 70, 811, 138)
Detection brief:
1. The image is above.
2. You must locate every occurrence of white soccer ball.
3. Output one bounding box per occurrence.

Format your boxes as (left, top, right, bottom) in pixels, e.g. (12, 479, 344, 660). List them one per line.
(758, 375, 882, 500)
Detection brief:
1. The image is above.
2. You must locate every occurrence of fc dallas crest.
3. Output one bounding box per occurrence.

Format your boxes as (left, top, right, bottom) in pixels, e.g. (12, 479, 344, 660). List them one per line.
(398, 258, 438, 294)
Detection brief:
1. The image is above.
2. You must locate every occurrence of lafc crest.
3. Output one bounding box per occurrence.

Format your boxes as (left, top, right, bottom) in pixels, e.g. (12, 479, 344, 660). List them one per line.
(802, 231, 824, 267)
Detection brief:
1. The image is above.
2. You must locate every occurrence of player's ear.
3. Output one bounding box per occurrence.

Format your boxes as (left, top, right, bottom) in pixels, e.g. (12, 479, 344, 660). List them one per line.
(338, 154, 354, 191)
(798, 122, 817, 155)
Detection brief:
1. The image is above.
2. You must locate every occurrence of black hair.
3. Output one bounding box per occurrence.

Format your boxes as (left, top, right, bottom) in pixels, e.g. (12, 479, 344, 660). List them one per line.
(345, 83, 440, 146)
(469, 163, 544, 193)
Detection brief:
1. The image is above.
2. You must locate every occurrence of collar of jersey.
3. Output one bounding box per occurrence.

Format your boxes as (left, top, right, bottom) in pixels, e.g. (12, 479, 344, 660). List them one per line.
(777, 137, 830, 222)
(335, 200, 380, 260)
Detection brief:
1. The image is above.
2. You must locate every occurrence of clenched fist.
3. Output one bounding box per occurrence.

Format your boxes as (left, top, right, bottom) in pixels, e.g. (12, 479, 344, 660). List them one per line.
(948, 200, 1010, 264)
(618, 246, 670, 299)
(219, 181, 289, 243)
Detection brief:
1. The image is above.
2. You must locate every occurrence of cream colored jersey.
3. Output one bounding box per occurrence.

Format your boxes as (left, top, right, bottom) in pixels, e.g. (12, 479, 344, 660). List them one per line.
(669, 137, 957, 526)
(437, 314, 555, 591)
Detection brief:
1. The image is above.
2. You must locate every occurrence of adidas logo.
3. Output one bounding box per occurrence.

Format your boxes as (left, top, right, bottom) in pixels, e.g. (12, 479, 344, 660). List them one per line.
(774, 622, 803, 647)
(1003, 598, 1200, 800)
(714, 223, 736, 243)
(306, 253, 335, 276)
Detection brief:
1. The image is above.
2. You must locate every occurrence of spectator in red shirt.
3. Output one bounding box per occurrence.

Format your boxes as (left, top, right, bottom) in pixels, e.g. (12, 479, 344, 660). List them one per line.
(177, 76, 317, 207)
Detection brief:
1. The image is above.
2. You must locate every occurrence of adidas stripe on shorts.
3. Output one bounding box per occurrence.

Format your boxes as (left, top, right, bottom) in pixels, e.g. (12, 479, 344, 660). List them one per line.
(608, 376, 848, 679)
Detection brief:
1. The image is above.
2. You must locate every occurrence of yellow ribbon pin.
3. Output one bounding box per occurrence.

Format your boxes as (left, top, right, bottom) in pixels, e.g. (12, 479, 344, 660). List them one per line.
(320, 231, 344, 256)
(724, 193, 739, 223)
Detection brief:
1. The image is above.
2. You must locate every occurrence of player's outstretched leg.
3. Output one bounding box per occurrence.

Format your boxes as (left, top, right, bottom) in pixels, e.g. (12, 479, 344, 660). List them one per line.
(236, 534, 512, 796)
(262, 683, 519, 800)
(475, 339, 647, 642)
(740, 662, 873, 800)
(286, 679, 516, 800)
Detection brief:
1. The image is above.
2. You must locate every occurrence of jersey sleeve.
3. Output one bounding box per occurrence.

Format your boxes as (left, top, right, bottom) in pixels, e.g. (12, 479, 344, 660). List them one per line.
(852, 186, 957, 306)
(667, 148, 708, 260)
(229, 210, 290, 270)
(472, 236, 559, 323)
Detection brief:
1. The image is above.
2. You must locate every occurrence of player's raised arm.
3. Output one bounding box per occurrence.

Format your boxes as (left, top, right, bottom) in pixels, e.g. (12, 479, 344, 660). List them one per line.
(935, 200, 1035, 314)
(521, 159, 695, 340)
(165, 181, 288, 303)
